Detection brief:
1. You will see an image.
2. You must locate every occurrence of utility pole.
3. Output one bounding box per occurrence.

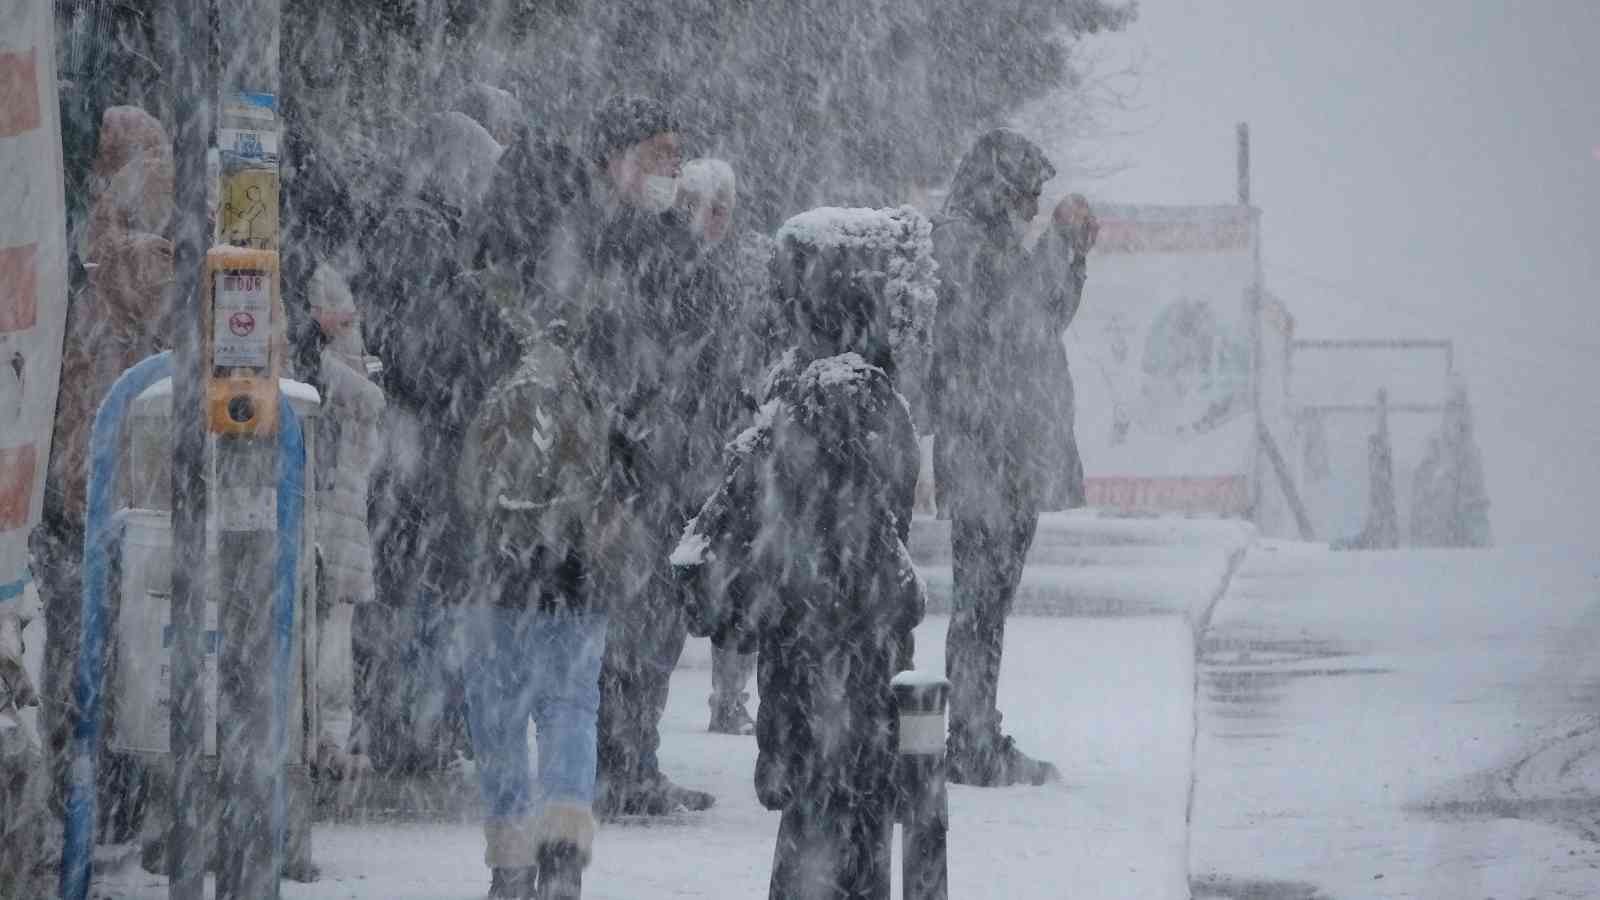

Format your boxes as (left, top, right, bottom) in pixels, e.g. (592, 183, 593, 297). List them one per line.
(161, 0, 213, 897)
(212, 1, 292, 897)
(1239, 121, 1267, 524)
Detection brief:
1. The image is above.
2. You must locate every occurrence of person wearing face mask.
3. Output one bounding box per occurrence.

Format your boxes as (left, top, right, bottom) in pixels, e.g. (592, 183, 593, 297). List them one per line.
(674, 158, 760, 736)
(928, 128, 1099, 787)
(306, 263, 385, 782)
(577, 96, 719, 818)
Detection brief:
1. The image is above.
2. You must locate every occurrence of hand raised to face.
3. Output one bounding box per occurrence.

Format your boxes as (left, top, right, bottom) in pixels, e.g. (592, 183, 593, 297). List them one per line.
(1053, 193, 1098, 255)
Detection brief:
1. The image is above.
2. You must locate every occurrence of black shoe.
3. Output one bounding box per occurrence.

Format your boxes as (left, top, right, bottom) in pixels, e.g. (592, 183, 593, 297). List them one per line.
(947, 731, 1061, 787)
(489, 866, 535, 899)
(596, 774, 717, 818)
(708, 697, 756, 735)
(534, 842, 583, 900)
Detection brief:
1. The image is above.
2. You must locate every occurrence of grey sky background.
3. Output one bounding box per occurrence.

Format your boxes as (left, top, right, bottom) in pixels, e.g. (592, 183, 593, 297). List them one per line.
(1052, 0, 1598, 544)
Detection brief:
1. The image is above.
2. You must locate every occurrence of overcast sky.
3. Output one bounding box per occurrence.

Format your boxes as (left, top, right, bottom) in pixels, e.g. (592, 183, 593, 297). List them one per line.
(1056, 0, 1598, 544)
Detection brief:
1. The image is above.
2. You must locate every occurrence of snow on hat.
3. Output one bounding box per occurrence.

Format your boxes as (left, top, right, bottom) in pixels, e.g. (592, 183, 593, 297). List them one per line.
(680, 158, 735, 202)
(584, 95, 680, 168)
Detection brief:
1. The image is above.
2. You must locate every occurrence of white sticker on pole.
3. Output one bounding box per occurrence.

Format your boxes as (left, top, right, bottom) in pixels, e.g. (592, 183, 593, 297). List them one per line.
(898, 712, 946, 756)
(213, 270, 271, 369)
(218, 127, 279, 164)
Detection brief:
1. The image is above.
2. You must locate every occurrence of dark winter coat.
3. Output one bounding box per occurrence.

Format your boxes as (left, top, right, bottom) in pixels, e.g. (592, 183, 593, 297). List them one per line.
(674, 350, 924, 810)
(929, 131, 1089, 518)
(472, 128, 596, 336)
(357, 114, 520, 596)
(581, 205, 729, 506)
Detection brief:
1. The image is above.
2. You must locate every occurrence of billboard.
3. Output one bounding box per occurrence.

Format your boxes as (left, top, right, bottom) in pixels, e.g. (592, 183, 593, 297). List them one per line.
(1066, 204, 1260, 515)
(0, 0, 69, 596)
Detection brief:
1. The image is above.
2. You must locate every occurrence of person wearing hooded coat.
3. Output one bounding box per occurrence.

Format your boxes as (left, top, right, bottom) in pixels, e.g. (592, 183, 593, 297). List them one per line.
(673, 220, 925, 900)
(673, 158, 762, 736)
(929, 128, 1099, 786)
(31, 105, 173, 848)
(356, 111, 520, 775)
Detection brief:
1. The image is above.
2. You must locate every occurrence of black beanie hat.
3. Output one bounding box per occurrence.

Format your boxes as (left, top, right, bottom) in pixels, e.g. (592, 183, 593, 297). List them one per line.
(584, 94, 680, 168)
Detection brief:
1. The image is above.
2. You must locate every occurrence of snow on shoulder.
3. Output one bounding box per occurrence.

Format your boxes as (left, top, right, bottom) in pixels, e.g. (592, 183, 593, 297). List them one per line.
(670, 526, 712, 568)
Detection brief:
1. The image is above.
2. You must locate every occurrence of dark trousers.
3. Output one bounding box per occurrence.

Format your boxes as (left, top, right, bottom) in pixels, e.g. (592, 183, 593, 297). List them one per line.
(366, 458, 470, 775)
(769, 785, 893, 900)
(595, 577, 688, 786)
(760, 634, 897, 900)
(945, 505, 1038, 739)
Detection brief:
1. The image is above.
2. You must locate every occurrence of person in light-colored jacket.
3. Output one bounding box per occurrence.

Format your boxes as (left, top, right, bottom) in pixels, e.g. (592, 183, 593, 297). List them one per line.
(676, 158, 759, 736)
(308, 263, 385, 778)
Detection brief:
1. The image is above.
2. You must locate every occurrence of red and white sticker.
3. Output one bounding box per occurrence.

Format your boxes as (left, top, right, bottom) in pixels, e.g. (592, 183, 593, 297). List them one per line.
(213, 270, 271, 368)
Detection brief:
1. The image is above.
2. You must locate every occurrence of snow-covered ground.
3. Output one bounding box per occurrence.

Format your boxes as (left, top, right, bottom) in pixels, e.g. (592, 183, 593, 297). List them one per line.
(95, 513, 1247, 899)
(91, 524, 1600, 899)
(94, 614, 1200, 900)
(1192, 541, 1600, 899)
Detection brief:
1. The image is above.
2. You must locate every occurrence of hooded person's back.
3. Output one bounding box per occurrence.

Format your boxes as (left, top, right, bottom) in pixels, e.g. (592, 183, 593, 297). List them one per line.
(359, 111, 516, 428)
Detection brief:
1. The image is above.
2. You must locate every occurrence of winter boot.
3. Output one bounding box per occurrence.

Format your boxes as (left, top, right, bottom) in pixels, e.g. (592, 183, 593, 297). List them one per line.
(595, 773, 716, 818)
(946, 728, 1061, 787)
(484, 818, 538, 897)
(707, 692, 756, 735)
(488, 866, 535, 899)
(533, 803, 594, 900)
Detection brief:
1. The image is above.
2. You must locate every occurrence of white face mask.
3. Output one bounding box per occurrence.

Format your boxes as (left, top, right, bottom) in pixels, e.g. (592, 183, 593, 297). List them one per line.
(641, 175, 679, 213)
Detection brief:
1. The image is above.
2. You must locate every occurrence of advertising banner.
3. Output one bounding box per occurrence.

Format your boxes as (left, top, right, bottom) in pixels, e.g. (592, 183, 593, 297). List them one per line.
(1066, 204, 1259, 515)
(0, 0, 69, 591)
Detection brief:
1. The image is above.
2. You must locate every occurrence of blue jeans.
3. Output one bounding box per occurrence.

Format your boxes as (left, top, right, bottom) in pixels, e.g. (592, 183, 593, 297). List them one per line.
(462, 607, 608, 820)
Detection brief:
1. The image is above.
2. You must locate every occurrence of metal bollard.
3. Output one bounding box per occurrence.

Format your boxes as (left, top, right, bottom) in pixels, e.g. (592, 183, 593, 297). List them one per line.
(892, 671, 949, 900)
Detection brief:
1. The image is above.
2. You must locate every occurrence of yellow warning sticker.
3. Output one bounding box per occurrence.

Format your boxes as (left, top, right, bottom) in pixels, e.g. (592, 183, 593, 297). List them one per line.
(220, 169, 279, 250)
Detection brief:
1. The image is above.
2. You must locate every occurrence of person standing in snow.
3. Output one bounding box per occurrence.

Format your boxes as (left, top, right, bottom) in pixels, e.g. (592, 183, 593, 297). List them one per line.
(577, 95, 718, 816)
(306, 263, 384, 779)
(33, 104, 173, 824)
(674, 209, 926, 900)
(675, 157, 760, 736)
(457, 319, 611, 900)
(357, 111, 520, 775)
(929, 128, 1098, 786)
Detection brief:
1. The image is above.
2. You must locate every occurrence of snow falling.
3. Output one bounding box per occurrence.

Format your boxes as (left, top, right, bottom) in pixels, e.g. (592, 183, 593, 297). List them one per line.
(2, 2, 1597, 899)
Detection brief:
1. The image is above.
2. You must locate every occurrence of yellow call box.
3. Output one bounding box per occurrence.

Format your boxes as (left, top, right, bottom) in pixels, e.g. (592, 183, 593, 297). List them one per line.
(204, 246, 282, 435)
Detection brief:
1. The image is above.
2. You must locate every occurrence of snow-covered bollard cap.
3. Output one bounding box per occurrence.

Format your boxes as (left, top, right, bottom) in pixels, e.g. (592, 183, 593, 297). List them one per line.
(891, 670, 950, 756)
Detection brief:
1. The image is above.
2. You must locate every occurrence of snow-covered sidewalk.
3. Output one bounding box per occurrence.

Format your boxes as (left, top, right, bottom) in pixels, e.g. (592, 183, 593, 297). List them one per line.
(94, 514, 1257, 899)
(94, 615, 1197, 899)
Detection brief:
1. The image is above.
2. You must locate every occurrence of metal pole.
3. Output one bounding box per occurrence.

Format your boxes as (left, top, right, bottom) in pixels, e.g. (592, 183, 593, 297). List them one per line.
(892, 672, 949, 900)
(213, 2, 286, 897)
(161, 0, 214, 896)
(1236, 122, 1251, 206)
